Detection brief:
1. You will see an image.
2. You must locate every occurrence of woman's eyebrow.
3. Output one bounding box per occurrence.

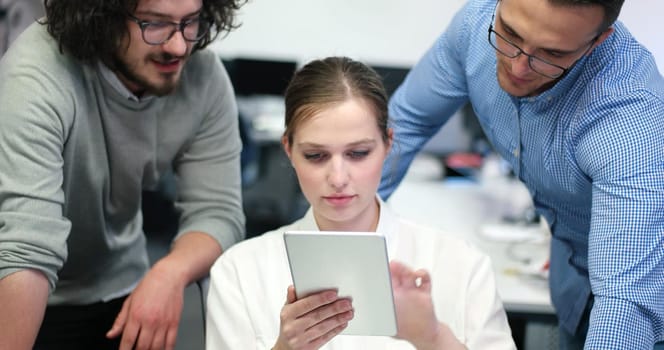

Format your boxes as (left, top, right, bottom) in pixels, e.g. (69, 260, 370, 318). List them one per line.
(297, 139, 377, 148)
(347, 139, 377, 147)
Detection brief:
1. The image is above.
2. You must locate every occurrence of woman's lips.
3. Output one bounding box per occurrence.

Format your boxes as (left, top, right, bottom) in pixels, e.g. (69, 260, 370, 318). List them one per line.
(324, 195, 355, 206)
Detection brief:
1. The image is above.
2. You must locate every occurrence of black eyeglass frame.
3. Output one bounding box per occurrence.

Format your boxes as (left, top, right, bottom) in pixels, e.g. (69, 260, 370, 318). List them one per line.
(127, 13, 212, 46)
(487, 2, 598, 79)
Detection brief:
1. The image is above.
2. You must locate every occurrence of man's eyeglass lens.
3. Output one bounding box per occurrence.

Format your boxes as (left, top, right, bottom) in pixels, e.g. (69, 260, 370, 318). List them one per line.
(139, 18, 210, 45)
(488, 29, 565, 79)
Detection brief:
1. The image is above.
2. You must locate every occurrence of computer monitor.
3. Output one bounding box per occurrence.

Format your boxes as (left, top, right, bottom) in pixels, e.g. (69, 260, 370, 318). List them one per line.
(223, 57, 298, 96)
(370, 64, 411, 97)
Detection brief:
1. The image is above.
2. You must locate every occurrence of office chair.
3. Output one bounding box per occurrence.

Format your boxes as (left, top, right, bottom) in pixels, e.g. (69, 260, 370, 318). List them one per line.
(196, 276, 210, 336)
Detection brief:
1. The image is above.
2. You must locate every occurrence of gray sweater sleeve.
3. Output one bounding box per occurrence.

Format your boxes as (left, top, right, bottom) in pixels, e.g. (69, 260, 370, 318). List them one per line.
(172, 51, 245, 251)
(0, 24, 74, 290)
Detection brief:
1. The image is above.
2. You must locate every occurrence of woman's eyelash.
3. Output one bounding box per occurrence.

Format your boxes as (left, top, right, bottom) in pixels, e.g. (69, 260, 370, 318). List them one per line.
(348, 150, 370, 159)
(301, 149, 371, 161)
(304, 153, 323, 160)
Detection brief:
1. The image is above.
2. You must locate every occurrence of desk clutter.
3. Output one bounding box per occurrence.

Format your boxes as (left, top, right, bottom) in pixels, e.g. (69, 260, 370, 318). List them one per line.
(390, 153, 553, 310)
(389, 153, 557, 349)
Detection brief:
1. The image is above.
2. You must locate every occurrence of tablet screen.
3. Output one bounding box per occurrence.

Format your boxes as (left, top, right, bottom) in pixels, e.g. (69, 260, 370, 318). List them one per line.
(283, 230, 397, 336)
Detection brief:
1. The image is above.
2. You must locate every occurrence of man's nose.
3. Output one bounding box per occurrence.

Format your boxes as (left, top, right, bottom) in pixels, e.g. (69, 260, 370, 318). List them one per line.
(510, 53, 534, 77)
(161, 30, 188, 57)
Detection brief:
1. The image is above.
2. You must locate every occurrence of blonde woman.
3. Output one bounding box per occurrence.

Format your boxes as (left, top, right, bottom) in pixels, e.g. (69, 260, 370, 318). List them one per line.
(206, 56, 515, 350)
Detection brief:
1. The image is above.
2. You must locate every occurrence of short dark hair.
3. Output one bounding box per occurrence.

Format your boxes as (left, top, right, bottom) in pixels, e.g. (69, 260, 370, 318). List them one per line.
(283, 56, 390, 147)
(42, 0, 246, 65)
(548, 0, 624, 33)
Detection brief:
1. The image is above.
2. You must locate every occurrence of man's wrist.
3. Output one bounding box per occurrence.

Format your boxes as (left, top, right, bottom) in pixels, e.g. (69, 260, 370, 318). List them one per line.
(151, 256, 190, 288)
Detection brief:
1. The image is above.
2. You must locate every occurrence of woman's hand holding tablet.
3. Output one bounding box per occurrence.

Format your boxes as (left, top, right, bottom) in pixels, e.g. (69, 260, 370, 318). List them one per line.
(283, 230, 397, 336)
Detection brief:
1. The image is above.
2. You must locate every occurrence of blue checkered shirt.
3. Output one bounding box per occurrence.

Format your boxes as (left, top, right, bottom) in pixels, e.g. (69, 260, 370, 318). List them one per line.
(379, 0, 664, 348)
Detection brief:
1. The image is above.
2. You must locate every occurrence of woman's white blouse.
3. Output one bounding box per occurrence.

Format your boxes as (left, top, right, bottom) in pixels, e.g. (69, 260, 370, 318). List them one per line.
(206, 200, 516, 349)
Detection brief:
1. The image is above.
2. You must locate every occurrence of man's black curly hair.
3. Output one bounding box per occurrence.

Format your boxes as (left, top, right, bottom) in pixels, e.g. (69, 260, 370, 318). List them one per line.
(42, 0, 246, 65)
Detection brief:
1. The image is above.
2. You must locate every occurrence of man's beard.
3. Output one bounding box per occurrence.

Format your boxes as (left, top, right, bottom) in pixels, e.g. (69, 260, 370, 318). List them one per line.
(113, 52, 184, 97)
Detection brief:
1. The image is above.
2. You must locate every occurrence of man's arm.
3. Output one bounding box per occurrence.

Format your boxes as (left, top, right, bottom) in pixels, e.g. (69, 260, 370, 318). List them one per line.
(0, 270, 50, 350)
(106, 231, 222, 350)
(378, 1, 475, 199)
(107, 51, 244, 350)
(581, 90, 664, 348)
(158, 231, 223, 284)
(585, 166, 664, 349)
(0, 22, 75, 350)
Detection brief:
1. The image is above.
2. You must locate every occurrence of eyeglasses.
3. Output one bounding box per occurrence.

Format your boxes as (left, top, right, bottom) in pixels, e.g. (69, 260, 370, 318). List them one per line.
(127, 13, 211, 45)
(487, 3, 597, 79)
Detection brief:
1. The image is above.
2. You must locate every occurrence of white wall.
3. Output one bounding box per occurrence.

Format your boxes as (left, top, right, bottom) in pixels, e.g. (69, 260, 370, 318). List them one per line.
(212, 0, 662, 71)
(211, 0, 466, 67)
(617, 1, 663, 71)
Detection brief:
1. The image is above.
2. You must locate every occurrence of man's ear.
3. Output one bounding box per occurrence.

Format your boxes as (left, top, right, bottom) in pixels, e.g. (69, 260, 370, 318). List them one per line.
(587, 27, 614, 56)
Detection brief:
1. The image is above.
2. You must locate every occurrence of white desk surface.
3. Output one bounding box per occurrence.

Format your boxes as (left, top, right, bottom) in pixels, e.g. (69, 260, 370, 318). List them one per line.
(387, 155, 555, 315)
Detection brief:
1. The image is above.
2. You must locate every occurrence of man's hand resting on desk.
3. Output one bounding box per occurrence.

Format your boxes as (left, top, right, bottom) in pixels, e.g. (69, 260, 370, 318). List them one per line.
(390, 261, 467, 350)
(106, 231, 222, 350)
(106, 258, 186, 350)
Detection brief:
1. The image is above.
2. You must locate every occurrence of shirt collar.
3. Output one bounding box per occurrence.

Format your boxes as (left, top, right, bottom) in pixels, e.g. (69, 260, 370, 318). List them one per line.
(295, 195, 400, 256)
(96, 62, 155, 103)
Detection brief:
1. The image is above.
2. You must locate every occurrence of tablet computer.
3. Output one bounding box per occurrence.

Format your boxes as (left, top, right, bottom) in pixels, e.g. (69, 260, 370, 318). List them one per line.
(283, 230, 397, 336)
